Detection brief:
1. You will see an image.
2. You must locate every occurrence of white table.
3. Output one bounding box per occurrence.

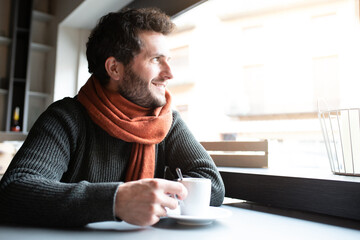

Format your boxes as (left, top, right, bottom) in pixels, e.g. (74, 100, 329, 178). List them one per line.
(0, 203, 359, 240)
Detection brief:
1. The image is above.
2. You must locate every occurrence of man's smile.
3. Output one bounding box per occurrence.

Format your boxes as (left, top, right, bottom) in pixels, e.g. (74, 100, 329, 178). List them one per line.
(152, 80, 168, 91)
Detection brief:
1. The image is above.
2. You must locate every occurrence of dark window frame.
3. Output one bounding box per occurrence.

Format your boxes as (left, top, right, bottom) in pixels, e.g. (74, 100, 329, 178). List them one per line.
(219, 167, 360, 221)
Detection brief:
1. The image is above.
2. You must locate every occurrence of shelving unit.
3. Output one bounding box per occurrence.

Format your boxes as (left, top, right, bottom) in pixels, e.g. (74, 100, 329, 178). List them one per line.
(5, 0, 33, 133)
(27, 0, 53, 131)
(0, 0, 53, 134)
(0, 0, 11, 131)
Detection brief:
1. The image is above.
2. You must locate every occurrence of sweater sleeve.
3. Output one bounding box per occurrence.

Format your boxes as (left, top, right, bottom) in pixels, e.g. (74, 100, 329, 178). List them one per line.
(0, 99, 120, 227)
(163, 111, 225, 206)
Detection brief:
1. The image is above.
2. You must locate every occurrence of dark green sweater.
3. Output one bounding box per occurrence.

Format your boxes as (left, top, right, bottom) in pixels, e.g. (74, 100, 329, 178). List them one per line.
(0, 97, 225, 227)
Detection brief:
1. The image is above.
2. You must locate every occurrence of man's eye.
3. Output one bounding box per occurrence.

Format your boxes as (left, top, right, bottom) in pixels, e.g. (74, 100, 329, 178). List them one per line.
(152, 57, 160, 63)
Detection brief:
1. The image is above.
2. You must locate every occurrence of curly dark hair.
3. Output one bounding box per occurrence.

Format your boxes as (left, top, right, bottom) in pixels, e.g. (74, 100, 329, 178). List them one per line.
(86, 8, 175, 85)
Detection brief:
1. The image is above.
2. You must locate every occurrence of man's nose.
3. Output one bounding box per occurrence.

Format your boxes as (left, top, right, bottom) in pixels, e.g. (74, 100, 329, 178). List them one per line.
(160, 61, 173, 80)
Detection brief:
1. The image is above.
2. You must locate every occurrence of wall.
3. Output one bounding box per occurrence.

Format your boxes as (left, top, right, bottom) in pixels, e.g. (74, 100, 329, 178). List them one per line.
(51, 0, 84, 101)
(53, 27, 90, 101)
(54, 27, 81, 101)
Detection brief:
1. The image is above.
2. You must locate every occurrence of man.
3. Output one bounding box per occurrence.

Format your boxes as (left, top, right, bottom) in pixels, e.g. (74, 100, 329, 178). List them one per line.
(0, 8, 225, 227)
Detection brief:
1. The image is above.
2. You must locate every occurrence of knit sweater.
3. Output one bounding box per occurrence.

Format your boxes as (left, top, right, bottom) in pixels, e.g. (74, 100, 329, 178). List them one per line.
(0, 97, 225, 227)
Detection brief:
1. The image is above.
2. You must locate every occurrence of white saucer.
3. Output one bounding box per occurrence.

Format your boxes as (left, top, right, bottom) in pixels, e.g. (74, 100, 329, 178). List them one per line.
(167, 207, 232, 226)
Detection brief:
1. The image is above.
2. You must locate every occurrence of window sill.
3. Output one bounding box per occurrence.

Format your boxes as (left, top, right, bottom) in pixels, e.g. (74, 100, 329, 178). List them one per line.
(218, 167, 360, 221)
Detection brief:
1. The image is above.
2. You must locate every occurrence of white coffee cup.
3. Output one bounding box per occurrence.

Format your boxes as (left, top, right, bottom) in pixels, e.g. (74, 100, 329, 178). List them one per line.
(178, 178, 211, 216)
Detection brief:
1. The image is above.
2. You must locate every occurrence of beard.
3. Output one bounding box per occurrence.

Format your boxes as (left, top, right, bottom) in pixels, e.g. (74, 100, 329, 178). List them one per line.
(117, 66, 167, 108)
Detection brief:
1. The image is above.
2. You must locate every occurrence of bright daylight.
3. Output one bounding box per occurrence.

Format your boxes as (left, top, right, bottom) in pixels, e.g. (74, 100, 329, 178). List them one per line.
(167, 0, 360, 171)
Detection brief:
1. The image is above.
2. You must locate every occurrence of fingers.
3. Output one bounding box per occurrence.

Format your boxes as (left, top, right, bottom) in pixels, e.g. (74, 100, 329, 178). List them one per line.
(140, 204, 166, 226)
(148, 205, 168, 225)
(155, 204, 168, 218)
(151, 178, 188, 210)
(114, 179, 187, 226)
(140, 178, 186, 209)
(160, 193, 179, 210)
(155, 178, 188, 200)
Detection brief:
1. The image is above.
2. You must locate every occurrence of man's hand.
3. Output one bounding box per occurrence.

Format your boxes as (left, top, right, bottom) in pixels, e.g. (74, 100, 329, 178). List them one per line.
(115, 178, 187, 226)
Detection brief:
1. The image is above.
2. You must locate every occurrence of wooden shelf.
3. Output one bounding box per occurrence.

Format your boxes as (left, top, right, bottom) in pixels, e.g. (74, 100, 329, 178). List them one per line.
(31, 42, 52, 52)
(0, 36, 11, 45)
(17, 27, 30, 33)
(0, 89, 8, 95)
(13, 78, 26, 83)
(32, 10, 53, 22)
(0, 131, 28, 141)
(29, 91, 49, 98)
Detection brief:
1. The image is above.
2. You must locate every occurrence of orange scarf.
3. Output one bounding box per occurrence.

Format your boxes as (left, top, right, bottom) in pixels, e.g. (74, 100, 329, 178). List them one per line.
(77, 75, 172, 181)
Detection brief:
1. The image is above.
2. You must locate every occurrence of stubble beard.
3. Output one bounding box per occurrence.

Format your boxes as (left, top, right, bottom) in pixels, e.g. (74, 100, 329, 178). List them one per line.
(117, 66, 166, 108)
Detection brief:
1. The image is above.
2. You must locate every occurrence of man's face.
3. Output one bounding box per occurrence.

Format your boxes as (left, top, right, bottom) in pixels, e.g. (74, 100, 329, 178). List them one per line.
(117, 31, 173, 108)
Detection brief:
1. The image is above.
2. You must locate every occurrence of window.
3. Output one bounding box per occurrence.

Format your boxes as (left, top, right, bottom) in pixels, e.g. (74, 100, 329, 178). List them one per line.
(313, 55, 339, 109)
(168, 0, 360, 171)
(167, 1, 360, 220)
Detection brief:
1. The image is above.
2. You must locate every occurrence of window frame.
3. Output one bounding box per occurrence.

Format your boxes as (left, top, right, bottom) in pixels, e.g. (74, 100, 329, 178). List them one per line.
(219, 167, 360, 221)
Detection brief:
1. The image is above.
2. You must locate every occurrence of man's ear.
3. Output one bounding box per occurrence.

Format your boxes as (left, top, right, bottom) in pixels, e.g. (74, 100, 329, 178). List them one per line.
(104, 57, 124, 81)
